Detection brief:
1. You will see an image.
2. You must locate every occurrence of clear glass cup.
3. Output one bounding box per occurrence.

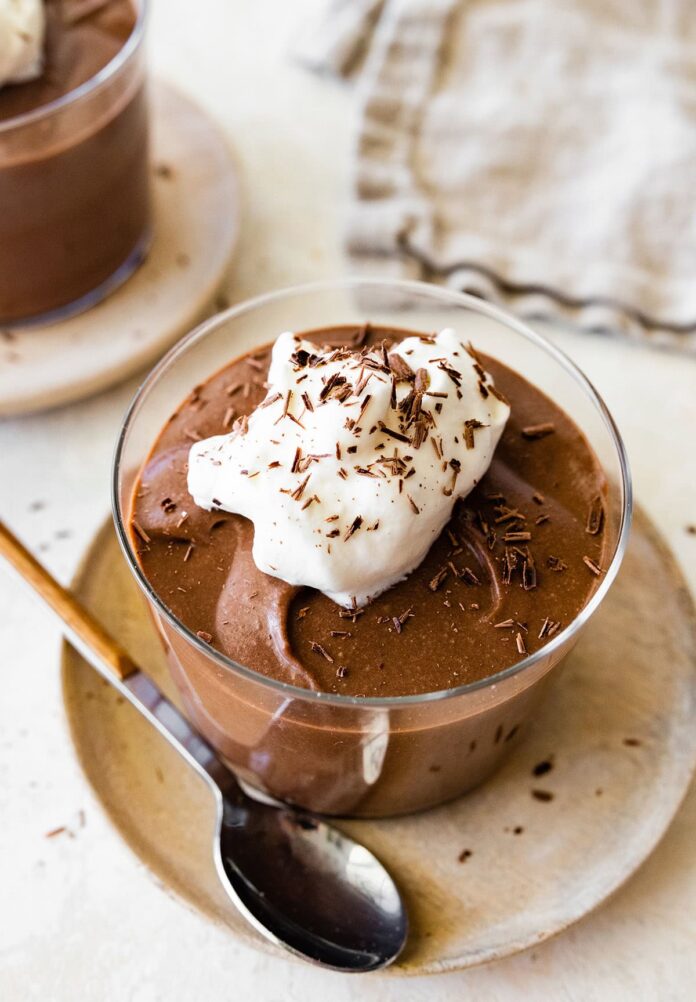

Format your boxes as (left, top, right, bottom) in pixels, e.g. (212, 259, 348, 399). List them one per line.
(0, 0, 151, 326)
(113, 279, 632, 818)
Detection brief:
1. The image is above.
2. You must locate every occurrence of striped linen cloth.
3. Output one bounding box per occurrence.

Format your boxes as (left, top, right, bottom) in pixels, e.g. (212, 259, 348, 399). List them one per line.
(296, 0, 696, 349)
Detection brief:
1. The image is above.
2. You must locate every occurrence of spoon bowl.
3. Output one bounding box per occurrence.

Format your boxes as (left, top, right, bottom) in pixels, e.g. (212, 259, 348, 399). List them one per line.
(216, 793, 408, 971)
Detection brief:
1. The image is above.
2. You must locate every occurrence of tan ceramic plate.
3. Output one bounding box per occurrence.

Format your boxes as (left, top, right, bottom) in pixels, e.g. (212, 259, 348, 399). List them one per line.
(61, 509, 696, 975)
(0, 81, 239, 416)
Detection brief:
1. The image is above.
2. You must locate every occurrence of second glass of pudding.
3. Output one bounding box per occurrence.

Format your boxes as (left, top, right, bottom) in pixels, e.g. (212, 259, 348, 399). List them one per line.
(114, 279, 631, 818)
(0, 0, 151, 325)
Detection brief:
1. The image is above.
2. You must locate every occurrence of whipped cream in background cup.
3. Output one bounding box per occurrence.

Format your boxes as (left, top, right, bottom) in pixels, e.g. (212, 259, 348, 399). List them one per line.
(0, 0, 151, 326)
(113, 279, 632, 818)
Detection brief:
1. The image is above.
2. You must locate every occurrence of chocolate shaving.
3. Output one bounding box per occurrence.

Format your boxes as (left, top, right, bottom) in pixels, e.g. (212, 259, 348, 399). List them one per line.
(463, 418, 485, 450)
(414, 368, 430, 394)
(196, 630, 213, 644)
(494, 506, 527, 525)
(339, 608, 364, 621)
(377, 421, 411, 444)
(45, 826, 68, 838)
(521, 551, 537, 590)
(336, 665, 349, 679)
(464, 341, 483, 365)
(437, 361, 462, 388)
(290, 475, 310, 501)
(310, 641, 334, 665)
(310, 641, 334, 662)
(356, 394, 372, 425)
(232, 414, 249, 436)
(547, 555, 567, 572)
(388, 353, 415, 381)
(532, 760, 554, 777)
(407, 494, 420, 515)
(132, 521, 150, 544)
(521, 422, 555, 440)
(586, 495, 605, 535)
(487, 384, 510, 405)
(428, 567, 449, 592)
(410, 418, 429, 449)
(344, 515, 363, 540)
(583, 555, 603, 576)
(461, 567, 481, 586)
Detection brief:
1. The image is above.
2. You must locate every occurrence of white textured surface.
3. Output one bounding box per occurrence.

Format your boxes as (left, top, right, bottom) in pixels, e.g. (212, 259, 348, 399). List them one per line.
(0, 0, 695, 999)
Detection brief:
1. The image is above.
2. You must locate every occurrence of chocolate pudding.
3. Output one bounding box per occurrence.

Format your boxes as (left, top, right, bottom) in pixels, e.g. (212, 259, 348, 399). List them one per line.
(0, 0, 150, 324)
(132, 327, 607, 696)
(125, 325, 611, 816)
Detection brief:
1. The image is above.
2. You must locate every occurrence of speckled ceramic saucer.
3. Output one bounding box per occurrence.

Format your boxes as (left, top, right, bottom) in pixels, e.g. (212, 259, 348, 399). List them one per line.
(61, 508, 696, 975)
(0, 81, 239, 416)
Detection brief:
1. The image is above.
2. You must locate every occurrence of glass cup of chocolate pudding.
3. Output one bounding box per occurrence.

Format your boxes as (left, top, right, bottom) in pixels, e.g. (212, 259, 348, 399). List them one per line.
(113, 279, 632, 819)
(0, 0, 151, 326)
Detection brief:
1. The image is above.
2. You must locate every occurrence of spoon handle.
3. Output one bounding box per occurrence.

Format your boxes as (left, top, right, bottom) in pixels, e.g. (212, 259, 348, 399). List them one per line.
(0, 519, 236, 797)
(0, 519, 137, 680)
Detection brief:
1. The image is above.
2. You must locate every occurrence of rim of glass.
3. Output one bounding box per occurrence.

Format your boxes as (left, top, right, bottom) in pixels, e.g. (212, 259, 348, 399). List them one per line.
(112, 277, 633, 708)
(0, 0, 148, 134)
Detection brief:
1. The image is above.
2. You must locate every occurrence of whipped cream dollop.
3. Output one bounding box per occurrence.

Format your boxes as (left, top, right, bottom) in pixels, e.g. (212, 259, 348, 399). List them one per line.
(0, 0, 46, 88)
(188, 328, 510, 608)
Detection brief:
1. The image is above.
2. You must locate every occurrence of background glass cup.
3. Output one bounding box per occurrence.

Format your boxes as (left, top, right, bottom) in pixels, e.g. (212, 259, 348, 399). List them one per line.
(113, 279, 632, 818)
(0, 0, 151, 326)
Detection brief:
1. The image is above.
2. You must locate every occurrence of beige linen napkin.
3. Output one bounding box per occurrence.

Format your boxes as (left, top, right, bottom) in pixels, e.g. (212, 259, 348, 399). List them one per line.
(299, 0, 696, 349)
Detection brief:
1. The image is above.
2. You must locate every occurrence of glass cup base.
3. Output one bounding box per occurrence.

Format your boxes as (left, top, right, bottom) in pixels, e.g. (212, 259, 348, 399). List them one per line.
(3, 227, 153, 330)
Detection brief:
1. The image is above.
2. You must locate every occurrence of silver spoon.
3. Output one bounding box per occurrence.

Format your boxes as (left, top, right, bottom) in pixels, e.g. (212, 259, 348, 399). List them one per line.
(0, 519, 408, 972)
